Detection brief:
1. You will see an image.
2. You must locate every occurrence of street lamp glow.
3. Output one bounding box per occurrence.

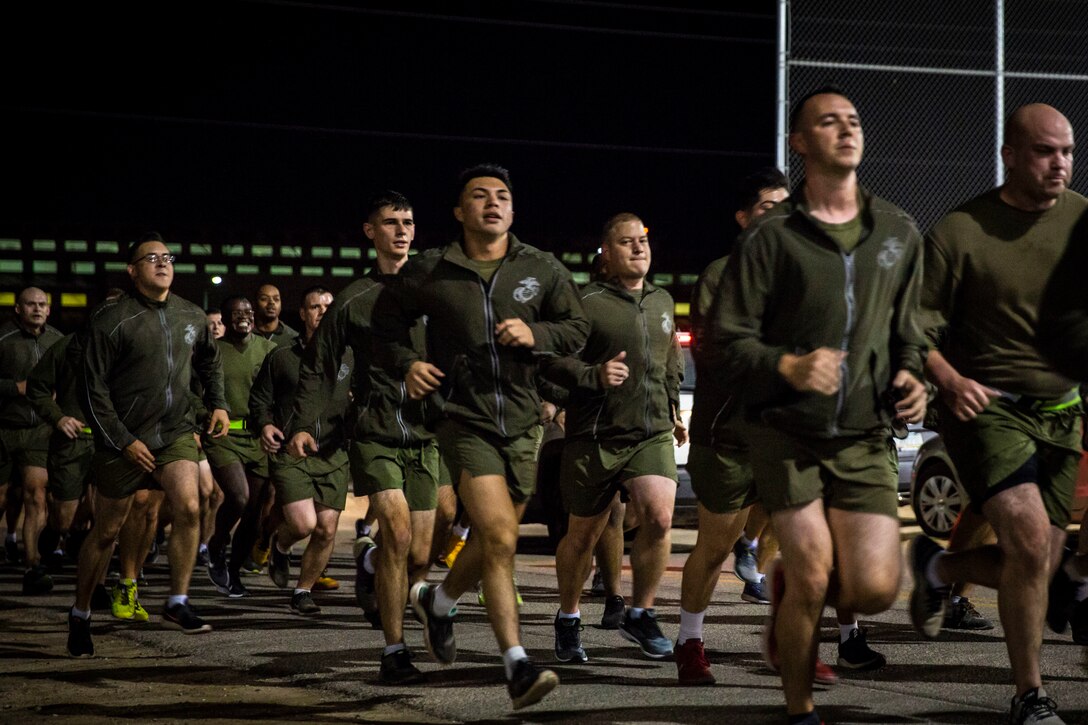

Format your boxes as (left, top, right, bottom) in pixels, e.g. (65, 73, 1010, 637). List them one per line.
(211, 275, 223, 285)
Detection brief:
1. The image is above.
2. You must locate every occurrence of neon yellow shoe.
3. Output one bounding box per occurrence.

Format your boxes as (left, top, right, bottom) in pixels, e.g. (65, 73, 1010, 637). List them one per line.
(313, 568, 340, 591)
(475, 577, 523, 608)
(250, 541, 271, 568)
(131, 598, 150, 623)
(111, 580, 137, 620)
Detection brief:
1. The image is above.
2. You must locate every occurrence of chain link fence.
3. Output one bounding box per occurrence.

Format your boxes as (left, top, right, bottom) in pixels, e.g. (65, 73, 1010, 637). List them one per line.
(783, 0, 1088, 232)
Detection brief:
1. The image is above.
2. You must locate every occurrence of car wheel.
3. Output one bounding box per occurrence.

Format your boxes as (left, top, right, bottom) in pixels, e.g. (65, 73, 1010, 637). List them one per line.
(911, 461, 964, 539)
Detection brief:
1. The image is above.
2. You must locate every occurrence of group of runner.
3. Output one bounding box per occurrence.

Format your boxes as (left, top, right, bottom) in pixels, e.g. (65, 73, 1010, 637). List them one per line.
(1, 87, 1087, 723)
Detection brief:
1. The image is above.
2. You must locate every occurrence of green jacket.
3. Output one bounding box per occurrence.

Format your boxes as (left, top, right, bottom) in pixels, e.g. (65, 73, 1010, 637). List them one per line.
(27, 333, 87, 431)
(81, 292, 226, 452)
(709, 187, 926, 438)
(542, 280, 681, 441)
(255, 320, 299, 347)
(252, 335, 353, 451)
(0, 320, 64, 428)
(688, 255, 741, 447)
(294, 270, 431, 446)
(215, 334, 276, 421)
(373, 234, 589, 439)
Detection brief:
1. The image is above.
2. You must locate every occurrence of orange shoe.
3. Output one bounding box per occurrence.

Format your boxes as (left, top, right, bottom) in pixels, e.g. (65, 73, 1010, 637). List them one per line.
(443, 535, 467, 569)
(313, 568, 339, 591)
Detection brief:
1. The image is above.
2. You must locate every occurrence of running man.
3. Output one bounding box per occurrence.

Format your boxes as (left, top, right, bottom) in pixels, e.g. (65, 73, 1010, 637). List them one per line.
(373, 164, 588, 709)
(544, 213, 683, 663)
(0, 287, 63, 594)
(710, 87, 927, 724)
(69, 232, 229, 656)
(253, 284, 299, 346)
(254, 286, 352, 616)
(911, 103, 1084, 724)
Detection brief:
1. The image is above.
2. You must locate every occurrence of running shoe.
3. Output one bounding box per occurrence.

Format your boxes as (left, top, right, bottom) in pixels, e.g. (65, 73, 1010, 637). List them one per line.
(5, 537, 20, 565)
(475, 577, 523, 607)
(600, 595, 625, 630)
(67, 610, 94, 657)
(732, 539, 761, 586)
(1046, 549, 1077, 635)
(507, 658, 559, 710)
(1009, 687, 1065, 724)
(380, 647, 424, 684)
(22, 564, 53, 595)
(207, 550, 231, 594)
(741, 577, 770, 604)
(410, 582, 457, 665)
(619, 608, 673, 659)
(290, 590, 321, 615)
(250, 540, 271, 569)
(111, 580, 137, 619)
(674, 638, 715, 685)
(195, 545, 211, 568)
(268, 537, 290, 589)
(908, 535, 949, 640)
(226, 578, 249, 598)
(313, 570, 339, 591)
(944, 596, 994, 630)
(131, 599, 150, 623)
(238, 556, 262, 576)
(836, 628, 886, 671)
(1070, 598, 1088, 645)
(355, 540, 378, 613)
(589, 568, 606, 596)
(553, 613, 587, 663)
(162, 601, 212, 634)
(442, 534, 467, 569)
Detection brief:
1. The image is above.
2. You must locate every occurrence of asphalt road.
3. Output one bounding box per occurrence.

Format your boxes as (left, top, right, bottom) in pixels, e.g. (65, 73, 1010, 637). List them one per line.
(2, 499, 1087, 725)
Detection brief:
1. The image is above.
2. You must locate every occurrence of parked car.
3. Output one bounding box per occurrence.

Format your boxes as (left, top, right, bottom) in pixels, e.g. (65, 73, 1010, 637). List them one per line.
(910, 433, 1088, 539)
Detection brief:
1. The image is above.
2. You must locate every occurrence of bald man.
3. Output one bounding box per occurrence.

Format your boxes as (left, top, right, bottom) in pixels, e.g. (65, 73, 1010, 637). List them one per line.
(911, 103, 1083, 724)
(0, 287, 63, 594)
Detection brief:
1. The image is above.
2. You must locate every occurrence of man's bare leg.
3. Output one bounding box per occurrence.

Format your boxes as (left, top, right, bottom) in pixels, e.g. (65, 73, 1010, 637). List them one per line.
(297, 506, 340, 590)
(594, 494, 625, 596)
(157, 460, 201, 597)
(74, 492, 136, 612)
(21, 466, 49, 568)
(626, 475, 675, 609)
(680, 504, 748, 613)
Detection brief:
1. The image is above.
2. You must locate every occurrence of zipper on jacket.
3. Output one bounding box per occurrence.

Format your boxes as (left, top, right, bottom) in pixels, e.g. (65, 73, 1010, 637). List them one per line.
(479, 269, 508, 437)
(395, 381, 412, 445)
(833, 253, 857, 436)
(638, 295, 653, 438)
(158, 309, 175, 446)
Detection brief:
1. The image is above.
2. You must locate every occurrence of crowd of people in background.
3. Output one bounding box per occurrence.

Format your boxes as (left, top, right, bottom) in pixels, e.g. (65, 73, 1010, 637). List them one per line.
(2, 88, 1088, 724)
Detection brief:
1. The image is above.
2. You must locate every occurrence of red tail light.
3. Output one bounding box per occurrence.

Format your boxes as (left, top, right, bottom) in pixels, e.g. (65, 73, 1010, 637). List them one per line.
(677, 330, 692, 347)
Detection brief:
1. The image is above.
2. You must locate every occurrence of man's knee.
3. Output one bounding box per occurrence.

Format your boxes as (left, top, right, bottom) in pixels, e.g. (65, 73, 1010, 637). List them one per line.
(784, 565, 832, 610)
(479, 525, 518, 560)
(637, 503, 672, 540)
(840, 573, 899, 614)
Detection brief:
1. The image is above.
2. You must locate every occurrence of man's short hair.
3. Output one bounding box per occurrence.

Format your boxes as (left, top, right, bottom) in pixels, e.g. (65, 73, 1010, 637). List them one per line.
(16, 286, 46, 305)
(366, 190, 412, 221)
(300, 285, 330, 301)
(736, 167, 790, 213)
(457, 163, 512, 201)
(219, 295, 249, 315)
(600, 212, 643, 245)
(126, 231, 166, 263)
(788, 84, 850, 133)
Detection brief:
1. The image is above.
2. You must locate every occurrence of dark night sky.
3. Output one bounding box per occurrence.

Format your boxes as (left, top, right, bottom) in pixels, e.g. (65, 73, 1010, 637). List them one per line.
(2, 1, 777, 296)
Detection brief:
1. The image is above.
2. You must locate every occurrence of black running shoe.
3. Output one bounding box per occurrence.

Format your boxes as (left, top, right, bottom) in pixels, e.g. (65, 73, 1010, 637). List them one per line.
(1009, 687, 1064, 724)
(589, 569, 606, 597)
(600, 595, 625, 630)
(944, 597, 994, 630)
(226, 578, 248, 598)
(619, 608, 673, 658)
(5, 538, 20, 566)
(195, 546, 211, 568)
(908, 536, 949, 639)
(162, 601, 212, 634)
(410, 582, 456, 665)
(269, 538, 290, 589)
(67, 610, 94, 657)
(290, 590, 321, 615)
(554, 613, 588, 663)
(354, 541, 378, 614)
(22, 564, 54, 595)
(1046, 549, 1077, 635)
(507, 658, 559, 710)
(836, 628, 886, 671)
(380, 647, 424, 684)
(207, 550, 230, 594)
(1070, 598, 1088, 646)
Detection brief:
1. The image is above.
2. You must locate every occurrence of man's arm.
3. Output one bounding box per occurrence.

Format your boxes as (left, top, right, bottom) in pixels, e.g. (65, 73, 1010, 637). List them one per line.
(191, 322, 229, 436)
(293, 299, 348, 439)
(524, 267, 590, 355)
(1039, 212, 1088, 380)
(81, 321, 136, 451)
(26, 338, 68, 428)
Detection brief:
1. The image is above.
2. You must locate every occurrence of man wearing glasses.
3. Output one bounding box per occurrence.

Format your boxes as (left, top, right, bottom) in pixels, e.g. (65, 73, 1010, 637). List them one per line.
(68, 232, 230, 656)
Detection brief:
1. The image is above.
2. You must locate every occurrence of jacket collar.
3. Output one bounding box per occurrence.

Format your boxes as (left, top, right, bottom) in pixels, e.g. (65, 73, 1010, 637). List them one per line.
(443, 233, 524, 271)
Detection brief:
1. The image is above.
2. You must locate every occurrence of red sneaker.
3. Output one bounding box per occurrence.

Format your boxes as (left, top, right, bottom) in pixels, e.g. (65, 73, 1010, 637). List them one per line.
(675, 638, 715, 686)
(762, 559, 839, 687)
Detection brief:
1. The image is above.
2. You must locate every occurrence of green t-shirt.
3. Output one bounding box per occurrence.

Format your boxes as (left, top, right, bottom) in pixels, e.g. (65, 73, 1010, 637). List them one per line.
(469, 257, 503, 283)
(816, 215, 863, 253)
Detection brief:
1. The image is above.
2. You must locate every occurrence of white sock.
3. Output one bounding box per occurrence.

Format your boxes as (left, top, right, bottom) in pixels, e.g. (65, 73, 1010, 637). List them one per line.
(432, 583, 459, 616)
(360, 523, 373, 538)
(451, 523, 469, 540)
(677, 607, 705, 645)
(167, 594, 188, 608)
(738, 535, 753, 548)
(293, 588, 310, 596)
(363, 546, 377, 575)
(840, 621, 858, 644)
(925, 551, 948, 589)
(502, 645, 527, 680)
(71, 606, 90, 620)
(198, 543, 208, 553)
(557, 609, 580, 620)
(383, 642, 406, 656)
(629, 606, 646, 618)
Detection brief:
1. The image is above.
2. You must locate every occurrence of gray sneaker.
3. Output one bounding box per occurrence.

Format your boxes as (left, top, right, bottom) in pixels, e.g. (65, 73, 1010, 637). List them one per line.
(732, 540, 761, 586)
(1010, 687, 1065, 724)
(908, 536, 949, 639)
(619, 608, 673, 659)
(290, 590, 321, 615)
(410, 582, 456, 665)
